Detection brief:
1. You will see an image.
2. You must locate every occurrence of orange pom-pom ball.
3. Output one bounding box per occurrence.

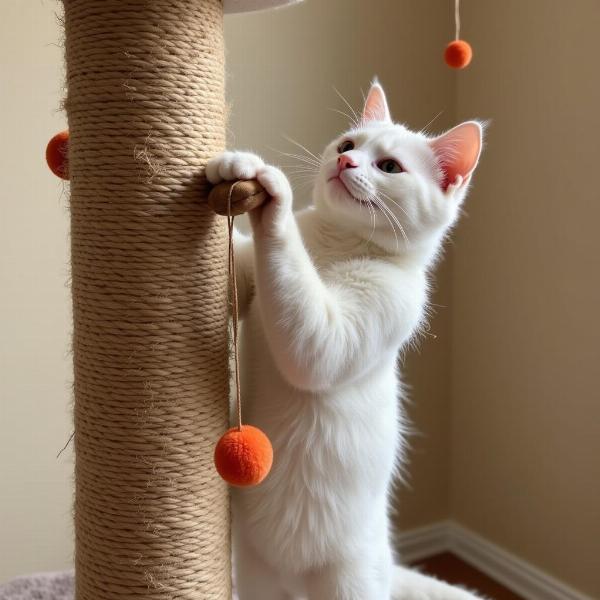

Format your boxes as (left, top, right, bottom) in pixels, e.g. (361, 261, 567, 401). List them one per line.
(46, 130, 70, 180)
(214, 425, 273, 487)
(444, 39, 473, 69)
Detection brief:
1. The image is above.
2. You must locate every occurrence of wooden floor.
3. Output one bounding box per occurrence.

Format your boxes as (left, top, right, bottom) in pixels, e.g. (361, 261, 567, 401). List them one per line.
(412, 552, 524, 600)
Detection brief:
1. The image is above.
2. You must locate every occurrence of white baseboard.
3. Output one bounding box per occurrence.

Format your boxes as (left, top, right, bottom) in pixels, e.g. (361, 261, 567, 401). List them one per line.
(397, 521, 452, 565)
(396, 520, 593, 600)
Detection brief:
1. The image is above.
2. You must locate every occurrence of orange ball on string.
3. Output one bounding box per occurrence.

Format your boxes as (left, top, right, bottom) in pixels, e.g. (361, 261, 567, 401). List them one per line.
(445, 0, 472, 69)
(209, 180, 274, 488)
(214, 425, 273, 487)
(445, 40, 473, 69)
(46, 130, 70, 180)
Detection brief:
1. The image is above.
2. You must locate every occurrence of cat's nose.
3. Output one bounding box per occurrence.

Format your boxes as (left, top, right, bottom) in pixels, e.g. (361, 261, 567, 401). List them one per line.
(337, 154, 358, 171)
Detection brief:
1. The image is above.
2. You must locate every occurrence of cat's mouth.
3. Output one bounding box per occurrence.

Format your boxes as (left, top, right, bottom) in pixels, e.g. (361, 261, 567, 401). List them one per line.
(327, 175, 362, 203)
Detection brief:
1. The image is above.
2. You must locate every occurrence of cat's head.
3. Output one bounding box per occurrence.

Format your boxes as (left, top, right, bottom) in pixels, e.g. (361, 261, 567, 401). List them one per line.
(313, 81, 483, 260)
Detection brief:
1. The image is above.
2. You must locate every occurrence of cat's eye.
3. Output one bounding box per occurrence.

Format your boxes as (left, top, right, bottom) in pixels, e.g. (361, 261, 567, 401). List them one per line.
(337, 140, 355, 153)
(377, 159, 403, 174)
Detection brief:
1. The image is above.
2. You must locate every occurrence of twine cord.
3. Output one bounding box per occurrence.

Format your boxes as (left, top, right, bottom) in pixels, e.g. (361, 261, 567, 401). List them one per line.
(56, 430, 75, 459)
(226, 183, 243, 432)
(454, 0, 461, 40)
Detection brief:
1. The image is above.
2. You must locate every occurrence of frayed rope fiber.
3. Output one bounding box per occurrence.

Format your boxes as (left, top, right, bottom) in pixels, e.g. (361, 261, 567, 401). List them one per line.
(63, 0, 231, 597)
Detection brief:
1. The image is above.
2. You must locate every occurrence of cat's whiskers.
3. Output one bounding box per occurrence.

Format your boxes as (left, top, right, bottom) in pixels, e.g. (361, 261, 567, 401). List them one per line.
(328, 107, 359, 129)
(279, 151, 321, 169)
(419, 110, 444, 136)
(285, 167, 318, 194)
(292, 174, 316, 183)
(377, 189, 411, 219)
(282, 135, 323, 166)
(291, 179, 316, 198)
(281, 162, 319, 171)
(375, 193, 410, 247)
(286, 167, 316, 177)
(356, 197, 377, 247)
(368, 194, 401, 251)
(375, 191, 412, 244)
(283, 166, 319, 185)
(365, 200, 378, 246)
(287, 174, 317, 191)
(333, 86, 361, 128)
(371, 191, 410, 248)
(275, 143, 321, 199)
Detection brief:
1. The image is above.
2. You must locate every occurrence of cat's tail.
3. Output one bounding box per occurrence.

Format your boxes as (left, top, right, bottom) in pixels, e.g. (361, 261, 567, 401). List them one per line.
(391, 564, 486, 600)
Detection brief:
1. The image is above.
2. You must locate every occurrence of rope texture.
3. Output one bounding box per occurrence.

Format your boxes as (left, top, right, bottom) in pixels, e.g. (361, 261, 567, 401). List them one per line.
(63, 1, 231, 597)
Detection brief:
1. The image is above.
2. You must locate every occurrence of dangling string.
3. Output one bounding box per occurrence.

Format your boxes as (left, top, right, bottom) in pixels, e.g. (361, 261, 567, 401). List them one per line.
(454, 0, 461, 40)
(226, 183, 243, 432)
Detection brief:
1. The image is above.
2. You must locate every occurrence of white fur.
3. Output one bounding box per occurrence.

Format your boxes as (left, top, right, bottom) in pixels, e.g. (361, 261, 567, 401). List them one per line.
(206, 83, 483, 600)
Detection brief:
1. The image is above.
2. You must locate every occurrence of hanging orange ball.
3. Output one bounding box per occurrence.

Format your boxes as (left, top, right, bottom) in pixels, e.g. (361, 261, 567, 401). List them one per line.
(444, 40, 473, 69)
(46, 130, 70, 180)
(214, 425, 273, 487)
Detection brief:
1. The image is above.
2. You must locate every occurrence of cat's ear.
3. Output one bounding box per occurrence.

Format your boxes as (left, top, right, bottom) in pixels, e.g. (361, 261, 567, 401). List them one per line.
(361, 81, 392, 124)
(430, 121, 483, 191)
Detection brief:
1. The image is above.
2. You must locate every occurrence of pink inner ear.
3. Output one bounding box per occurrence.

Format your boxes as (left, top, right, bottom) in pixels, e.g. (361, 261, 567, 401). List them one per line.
(362, 83, 391, 123)
(430, 122, 482, 190)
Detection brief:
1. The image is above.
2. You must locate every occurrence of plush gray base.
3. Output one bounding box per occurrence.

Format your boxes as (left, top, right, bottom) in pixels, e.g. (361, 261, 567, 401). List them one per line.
(0, 572, 240, 599)
(0, 572, 74, 600)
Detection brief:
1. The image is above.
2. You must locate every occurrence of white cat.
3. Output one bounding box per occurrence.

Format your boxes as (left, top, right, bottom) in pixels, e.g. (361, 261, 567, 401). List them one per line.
(206, 82, 484, 600)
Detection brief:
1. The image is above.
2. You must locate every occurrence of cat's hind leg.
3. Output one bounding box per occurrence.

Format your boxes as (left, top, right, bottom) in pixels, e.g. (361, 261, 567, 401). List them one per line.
(304, 550, 392, 600)
(234, 534, 292, 600)
(391, 564, 486, 600)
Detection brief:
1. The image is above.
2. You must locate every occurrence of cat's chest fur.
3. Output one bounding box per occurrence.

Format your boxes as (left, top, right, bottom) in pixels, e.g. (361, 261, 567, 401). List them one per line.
(296, 207, 390, 269)
(236, 345, 401, 571)
(234, 208, 418, 571)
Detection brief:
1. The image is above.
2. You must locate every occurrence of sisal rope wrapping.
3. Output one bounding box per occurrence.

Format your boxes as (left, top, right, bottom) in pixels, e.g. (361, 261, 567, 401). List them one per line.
(63, 1, 231, 597)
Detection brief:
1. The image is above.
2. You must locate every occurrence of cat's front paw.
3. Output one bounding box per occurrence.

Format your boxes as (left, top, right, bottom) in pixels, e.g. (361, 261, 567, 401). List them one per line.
(251, 164, 293, 236)
(206, 151, 265, 184)
(207, 151, 293, 236)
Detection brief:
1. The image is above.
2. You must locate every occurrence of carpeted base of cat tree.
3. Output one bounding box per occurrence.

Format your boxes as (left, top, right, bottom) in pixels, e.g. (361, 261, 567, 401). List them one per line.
(0, 572, 241, 600)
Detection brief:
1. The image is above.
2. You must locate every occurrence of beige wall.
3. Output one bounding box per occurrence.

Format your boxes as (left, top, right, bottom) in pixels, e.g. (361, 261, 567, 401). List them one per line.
(0, 0, 73, 582)
(452, 1, 600, 597)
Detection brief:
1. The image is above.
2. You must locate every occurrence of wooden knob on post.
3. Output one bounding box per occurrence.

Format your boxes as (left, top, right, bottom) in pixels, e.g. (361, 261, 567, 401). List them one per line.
(208, 180, 269, 216)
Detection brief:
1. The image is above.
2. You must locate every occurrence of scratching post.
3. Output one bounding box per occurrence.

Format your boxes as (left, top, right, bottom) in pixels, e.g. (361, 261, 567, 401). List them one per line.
(63, 0, 230, 597)
(60, 0, 302, 597)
